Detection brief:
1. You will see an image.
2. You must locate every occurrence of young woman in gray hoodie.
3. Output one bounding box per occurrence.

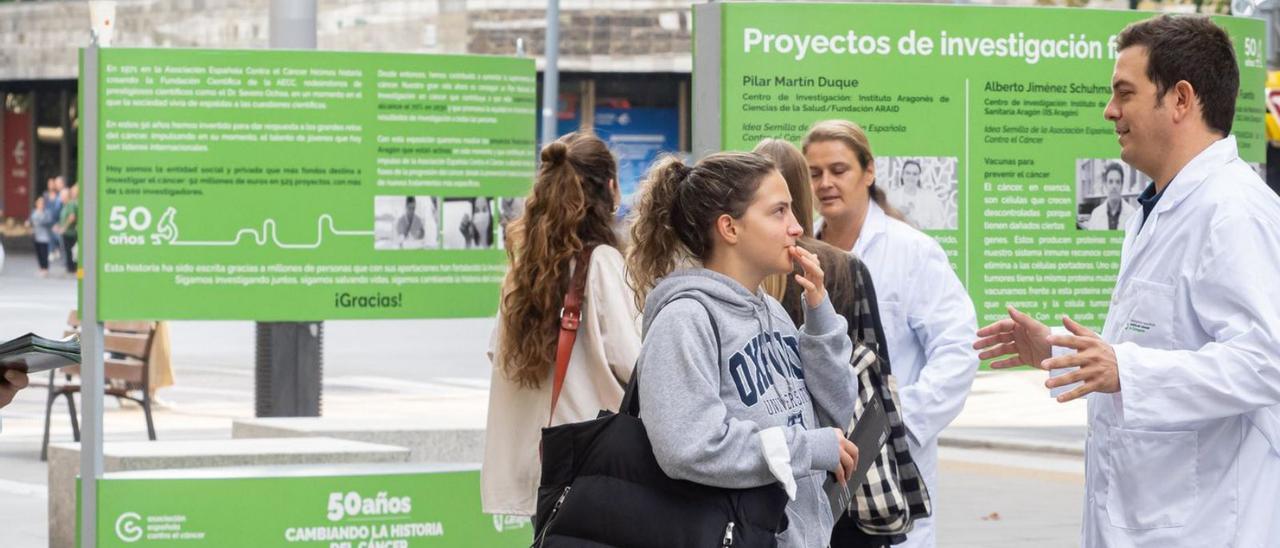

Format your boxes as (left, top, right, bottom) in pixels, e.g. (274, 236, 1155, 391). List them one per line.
(627, 152, 859, 547)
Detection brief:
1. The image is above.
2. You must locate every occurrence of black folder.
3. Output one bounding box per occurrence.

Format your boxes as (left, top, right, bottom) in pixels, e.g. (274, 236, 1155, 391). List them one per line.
(824, 394, 891, 521)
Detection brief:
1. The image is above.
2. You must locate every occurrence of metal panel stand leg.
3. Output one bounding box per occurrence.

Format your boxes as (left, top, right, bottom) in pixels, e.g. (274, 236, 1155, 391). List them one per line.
(254, 322, 323, 417)
(68, 394, 80, 441)
(142, 398, 156, 440)
(41, 387, 58, 461)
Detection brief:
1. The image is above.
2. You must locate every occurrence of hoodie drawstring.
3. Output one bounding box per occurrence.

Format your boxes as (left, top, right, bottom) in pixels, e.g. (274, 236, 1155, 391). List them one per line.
(755, 295, 800, 411)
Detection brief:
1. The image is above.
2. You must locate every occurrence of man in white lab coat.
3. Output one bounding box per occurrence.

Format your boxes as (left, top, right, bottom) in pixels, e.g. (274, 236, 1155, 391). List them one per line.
(974, 15, 1280, 547)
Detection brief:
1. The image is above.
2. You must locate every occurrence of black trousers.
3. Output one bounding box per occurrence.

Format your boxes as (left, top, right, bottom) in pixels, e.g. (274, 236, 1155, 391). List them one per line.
(62, 234, 77, 273)
(34, 241, 50, 270)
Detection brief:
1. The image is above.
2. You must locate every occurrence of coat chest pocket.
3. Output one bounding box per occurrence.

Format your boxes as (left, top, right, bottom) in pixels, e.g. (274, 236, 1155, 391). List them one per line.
(1115, 278, 1176, 349)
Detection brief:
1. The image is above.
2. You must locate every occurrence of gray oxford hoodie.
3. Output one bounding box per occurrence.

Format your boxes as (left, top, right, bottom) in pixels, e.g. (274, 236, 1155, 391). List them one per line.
(638, 268, 857, 547)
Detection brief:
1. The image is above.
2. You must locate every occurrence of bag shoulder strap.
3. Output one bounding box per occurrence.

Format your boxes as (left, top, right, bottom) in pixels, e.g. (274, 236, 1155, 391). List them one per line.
(548, 245, 597, 426)
(621, 296, 719, 417)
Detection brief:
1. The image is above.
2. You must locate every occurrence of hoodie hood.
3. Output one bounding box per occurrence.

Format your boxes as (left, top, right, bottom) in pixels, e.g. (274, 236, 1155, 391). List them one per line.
(641, 268, 768, 338)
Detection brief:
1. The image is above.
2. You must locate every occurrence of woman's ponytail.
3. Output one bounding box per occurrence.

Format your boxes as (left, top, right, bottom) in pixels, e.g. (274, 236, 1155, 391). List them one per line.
(626, 151, 776, 310)
(626, 155, 690, 311)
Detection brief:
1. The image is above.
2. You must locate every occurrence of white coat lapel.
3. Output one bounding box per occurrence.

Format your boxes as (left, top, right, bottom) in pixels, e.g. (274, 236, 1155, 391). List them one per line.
(853, 201, 889, 261)
(1114, 137, 1234, 283)
(1114, 207, 1146, 284)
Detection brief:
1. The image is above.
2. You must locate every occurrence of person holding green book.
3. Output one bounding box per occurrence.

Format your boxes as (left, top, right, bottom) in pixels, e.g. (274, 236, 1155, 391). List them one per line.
(0, 370, 29, 409)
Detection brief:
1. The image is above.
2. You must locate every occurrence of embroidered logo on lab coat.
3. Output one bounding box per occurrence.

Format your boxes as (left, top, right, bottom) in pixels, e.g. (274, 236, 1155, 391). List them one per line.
(1125, 319, 1155, 334)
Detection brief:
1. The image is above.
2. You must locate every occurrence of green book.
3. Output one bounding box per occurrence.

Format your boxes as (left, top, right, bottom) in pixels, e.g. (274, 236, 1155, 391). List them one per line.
(0, 333, 81, 373)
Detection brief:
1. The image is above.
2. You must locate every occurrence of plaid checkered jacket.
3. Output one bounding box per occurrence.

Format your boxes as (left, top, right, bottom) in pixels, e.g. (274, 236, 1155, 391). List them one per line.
(835, 257, 933, 538)
(780, 251, 934, 541)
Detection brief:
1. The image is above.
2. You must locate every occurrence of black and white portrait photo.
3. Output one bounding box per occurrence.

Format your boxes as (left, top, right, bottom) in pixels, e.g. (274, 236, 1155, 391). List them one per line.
(373, 195, 439, 250)
(443, 197, 495, 250)
(496, 197, 526, 250)
(1076, 159, 1145, 231)
(876, 156, 959, 230)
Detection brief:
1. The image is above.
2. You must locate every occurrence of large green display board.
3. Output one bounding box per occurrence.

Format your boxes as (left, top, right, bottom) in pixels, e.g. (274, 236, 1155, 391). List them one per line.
(87, 49, 535, 320)
(84, 466, 531, 547)
(695, 3, 1266, 328)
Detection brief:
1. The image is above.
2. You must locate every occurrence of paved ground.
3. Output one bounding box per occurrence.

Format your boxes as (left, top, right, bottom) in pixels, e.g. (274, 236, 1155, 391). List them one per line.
(934, 447, 1083, 547)
(0, 250, 496, 547)
(0, 248, 1088, 547)
(942, 369, 1088, 456)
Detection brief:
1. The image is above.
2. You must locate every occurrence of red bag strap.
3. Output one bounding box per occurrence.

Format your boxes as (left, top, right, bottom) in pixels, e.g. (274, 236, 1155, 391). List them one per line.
(548, 245, 597, 426)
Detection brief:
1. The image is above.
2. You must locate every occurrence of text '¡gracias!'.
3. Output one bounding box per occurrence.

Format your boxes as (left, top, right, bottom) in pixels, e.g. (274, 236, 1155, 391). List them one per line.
(334, 292, 403, 309)
(742, 28, 1118, 65)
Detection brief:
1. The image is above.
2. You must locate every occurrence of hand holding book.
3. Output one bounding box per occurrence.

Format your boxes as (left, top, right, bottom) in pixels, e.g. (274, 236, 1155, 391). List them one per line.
(0, 369, 29, 408)
(0, 332, 81, 375)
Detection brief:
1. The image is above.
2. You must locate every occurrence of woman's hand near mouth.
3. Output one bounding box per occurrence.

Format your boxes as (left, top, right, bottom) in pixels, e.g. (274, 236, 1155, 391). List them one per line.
(790, 245, 827, 309)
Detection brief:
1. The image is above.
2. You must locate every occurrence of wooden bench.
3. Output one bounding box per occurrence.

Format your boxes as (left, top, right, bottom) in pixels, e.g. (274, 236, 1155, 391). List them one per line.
(41, 313, 158, 460)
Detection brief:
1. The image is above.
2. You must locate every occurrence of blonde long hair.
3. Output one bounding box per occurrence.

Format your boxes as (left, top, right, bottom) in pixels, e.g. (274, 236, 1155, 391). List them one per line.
(753, 139, 812, 303)
(753, 139, 855, 326)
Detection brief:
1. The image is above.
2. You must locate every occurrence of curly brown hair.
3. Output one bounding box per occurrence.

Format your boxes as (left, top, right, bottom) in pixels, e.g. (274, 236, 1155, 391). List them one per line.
(498, 132, 618, 388)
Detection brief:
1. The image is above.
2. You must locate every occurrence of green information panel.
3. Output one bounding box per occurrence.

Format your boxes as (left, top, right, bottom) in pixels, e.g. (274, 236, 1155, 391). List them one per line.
(86, 48, 536, 320)
(84, 467, 531, 547)
(696, 3, 1265, 329)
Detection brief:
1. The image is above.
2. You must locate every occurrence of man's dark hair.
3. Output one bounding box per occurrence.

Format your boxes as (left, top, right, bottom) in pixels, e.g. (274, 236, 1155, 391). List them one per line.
(1116, 14, 1238, 135)
(1103, 162, 1125, 184)
(405, 195, 416, 206)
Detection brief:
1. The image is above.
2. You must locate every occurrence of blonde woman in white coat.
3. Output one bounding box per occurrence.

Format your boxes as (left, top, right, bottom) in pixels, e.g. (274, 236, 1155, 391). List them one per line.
(805, 119, 979, 548)
(482, 132, 641, 516)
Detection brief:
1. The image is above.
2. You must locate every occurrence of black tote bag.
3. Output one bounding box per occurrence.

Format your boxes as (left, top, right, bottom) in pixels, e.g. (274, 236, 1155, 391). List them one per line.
(532, 299, 790, 547)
